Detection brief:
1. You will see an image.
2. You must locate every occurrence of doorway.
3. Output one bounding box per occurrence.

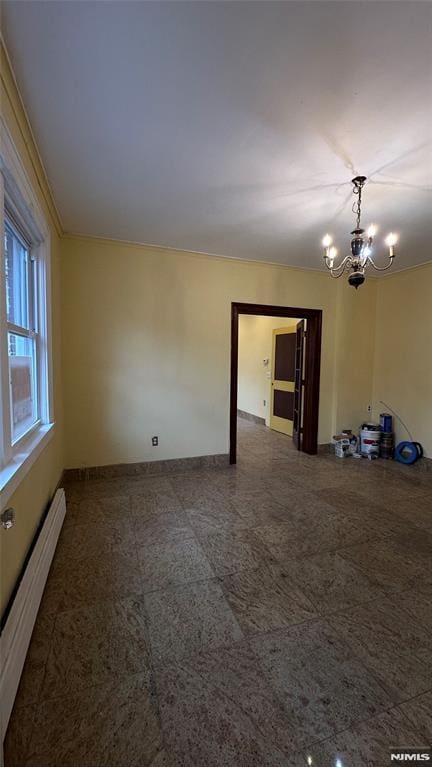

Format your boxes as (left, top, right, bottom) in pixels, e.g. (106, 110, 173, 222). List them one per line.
(230, 303, 322, 463)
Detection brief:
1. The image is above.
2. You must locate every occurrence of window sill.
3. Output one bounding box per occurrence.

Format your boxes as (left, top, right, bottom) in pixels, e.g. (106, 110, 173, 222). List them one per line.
(0, 424, 55, 508)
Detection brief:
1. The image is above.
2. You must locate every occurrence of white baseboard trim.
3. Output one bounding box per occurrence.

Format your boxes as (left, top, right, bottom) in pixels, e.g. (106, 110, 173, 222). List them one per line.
(0, 488, 66, 740)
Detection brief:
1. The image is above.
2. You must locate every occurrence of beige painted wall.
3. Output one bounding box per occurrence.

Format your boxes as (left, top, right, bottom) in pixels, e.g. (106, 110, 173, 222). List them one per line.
(238, 315, 297, 424)
(372, 264, 432, 458)
(61, 234, 378, 468)
(333, 276, 378, 432)
(0, 45, 64, 614)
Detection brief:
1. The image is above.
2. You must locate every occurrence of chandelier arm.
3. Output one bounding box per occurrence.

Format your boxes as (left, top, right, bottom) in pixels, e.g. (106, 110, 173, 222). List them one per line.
(366, 254, 395, 272)
(324, 254, 352, 274)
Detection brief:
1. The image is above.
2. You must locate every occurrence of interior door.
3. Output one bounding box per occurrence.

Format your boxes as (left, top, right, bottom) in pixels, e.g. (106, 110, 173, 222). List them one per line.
(293, 319, 305, 449)
(270, 326, 296, 436)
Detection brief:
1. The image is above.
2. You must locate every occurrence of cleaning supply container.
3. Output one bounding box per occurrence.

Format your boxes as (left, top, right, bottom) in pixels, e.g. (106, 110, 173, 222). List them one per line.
(334, 438, 351, 458)
(360, 424, 381, 457)
(342, 429, 358, 455)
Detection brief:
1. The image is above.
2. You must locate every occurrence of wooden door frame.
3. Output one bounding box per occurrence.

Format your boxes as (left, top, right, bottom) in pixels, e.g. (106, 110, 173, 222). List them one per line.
(230, 302, 322, 463)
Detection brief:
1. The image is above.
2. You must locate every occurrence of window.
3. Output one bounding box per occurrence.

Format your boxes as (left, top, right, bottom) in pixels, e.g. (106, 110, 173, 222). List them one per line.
(1, 126, 54, 502)
(5, 218, 39, 443)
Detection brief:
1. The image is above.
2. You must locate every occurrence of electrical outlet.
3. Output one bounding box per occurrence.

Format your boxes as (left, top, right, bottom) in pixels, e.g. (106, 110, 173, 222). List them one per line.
(263, 399, 266, 407)
(151, 436, 158, 446)
(1, 508, 15, 529)
(367, 404, 372, 413)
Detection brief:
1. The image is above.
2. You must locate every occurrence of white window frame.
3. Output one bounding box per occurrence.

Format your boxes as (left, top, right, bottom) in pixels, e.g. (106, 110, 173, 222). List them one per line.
(0, 120, 54, 507)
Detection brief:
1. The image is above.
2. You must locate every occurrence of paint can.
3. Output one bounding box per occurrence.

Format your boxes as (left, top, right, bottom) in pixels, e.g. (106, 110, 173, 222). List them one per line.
(360, 424, 381, 457)
(380, 413, 393, 433)
(380, 431, 394, 459)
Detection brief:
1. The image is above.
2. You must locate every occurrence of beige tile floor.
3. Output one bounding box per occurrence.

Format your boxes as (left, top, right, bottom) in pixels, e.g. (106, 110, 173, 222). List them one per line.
(5, 419, 432, 766)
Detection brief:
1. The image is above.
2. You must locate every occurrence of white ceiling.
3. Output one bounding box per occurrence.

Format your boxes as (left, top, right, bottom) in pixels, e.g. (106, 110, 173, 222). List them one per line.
(2, 1, 432, 269)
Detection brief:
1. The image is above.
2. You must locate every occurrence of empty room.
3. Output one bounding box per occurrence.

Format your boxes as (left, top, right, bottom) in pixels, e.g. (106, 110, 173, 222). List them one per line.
(0, 1, 431, 765)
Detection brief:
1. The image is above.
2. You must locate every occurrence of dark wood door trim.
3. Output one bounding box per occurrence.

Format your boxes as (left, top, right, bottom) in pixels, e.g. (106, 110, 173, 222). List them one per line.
(230, 304, 240, 465)
(230, 302, 322, 463)
(293, 319, 305, 450)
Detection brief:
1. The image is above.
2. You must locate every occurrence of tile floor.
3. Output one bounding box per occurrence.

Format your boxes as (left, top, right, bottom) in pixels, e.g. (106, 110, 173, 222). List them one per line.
(5, 419, 432, 766)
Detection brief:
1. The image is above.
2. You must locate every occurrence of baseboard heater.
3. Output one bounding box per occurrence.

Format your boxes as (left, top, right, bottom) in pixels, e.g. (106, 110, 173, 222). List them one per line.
(0, 488, 66, 740)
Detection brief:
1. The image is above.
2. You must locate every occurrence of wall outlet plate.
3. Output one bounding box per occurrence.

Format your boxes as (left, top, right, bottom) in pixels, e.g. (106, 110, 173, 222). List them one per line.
(367, 404, 372, 412)
(151, 436, 158, 446)
(1, 508, 15, 529)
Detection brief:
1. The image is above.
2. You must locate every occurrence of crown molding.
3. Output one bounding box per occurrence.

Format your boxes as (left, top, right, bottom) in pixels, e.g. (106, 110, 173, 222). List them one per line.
(0, 37, 63, 237)
(61, 231, 354, 277)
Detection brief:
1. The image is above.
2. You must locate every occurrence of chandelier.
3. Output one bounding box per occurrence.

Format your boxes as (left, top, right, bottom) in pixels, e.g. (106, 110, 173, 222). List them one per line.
(322, 176, 397, 289)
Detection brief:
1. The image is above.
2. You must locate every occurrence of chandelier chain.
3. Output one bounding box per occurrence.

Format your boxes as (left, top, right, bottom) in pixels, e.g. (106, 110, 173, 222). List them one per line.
(352, 182, 362, 230)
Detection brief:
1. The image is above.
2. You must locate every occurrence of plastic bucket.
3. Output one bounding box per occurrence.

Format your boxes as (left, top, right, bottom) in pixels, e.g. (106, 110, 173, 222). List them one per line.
(361, 426, 381, 457)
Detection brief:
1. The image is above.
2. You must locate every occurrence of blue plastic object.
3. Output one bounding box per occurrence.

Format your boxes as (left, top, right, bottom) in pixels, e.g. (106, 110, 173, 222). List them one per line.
(394, 441, 421, 464)
(380, 413, 393, 433)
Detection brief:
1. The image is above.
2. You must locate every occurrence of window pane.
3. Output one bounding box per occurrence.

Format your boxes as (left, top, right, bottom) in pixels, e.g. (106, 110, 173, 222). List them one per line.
(8, 332, 38, 441)
(4, 221, 30, 328)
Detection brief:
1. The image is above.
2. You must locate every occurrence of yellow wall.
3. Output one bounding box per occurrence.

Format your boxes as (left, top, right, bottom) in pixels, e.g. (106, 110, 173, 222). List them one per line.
(238, 315, 297, 425)
(333, 276, 378, 432)
(61, 234, 378, 467)
(372, 264, 432, 458)
(0, 44, 64, 614)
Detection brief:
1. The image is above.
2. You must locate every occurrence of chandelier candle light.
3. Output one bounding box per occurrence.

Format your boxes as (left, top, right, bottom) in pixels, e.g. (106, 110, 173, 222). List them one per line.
(322, 176, 398, 288)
